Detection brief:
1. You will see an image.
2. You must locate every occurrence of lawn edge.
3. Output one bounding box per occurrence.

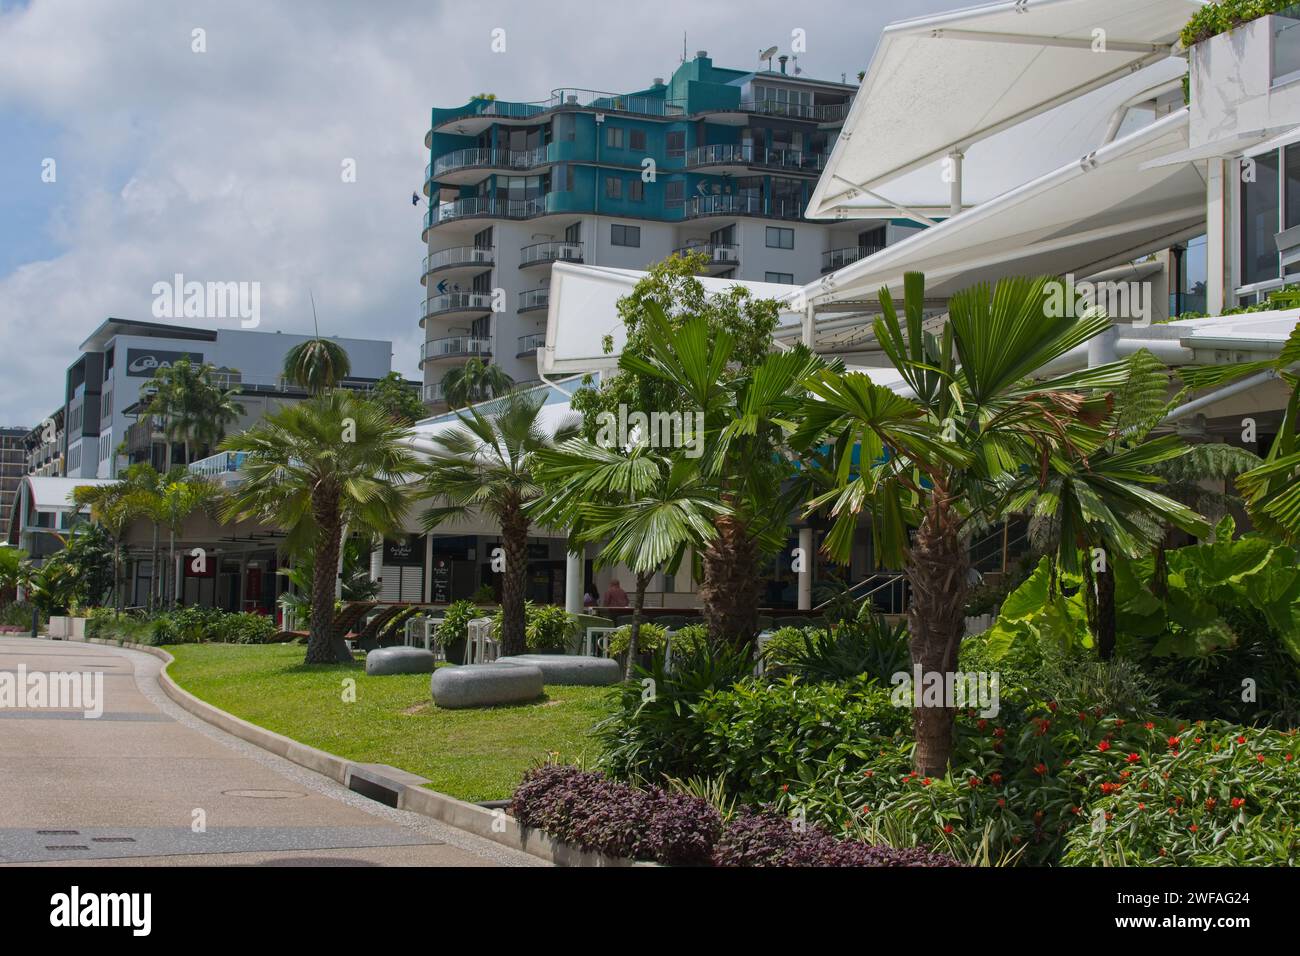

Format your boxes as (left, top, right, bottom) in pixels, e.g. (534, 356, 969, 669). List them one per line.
(46, 635, 648, 868)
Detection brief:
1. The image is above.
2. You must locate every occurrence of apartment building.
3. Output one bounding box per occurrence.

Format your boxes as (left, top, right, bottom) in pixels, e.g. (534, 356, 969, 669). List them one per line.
(60, 319, 395, 479)
(0, 427, 28, 533)
(420, 50, 922, 408)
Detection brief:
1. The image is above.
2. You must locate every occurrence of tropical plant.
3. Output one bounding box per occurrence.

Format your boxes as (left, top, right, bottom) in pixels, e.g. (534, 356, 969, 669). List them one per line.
(141, 357, 246, 466)
(369, 371, 427, 424)
(72, 466, 157, 612)
(221, 391, 417, 663)
(150, 471, 222, 608)
(440, 357, 514, 409)
(792, 272, 1133, 773)
(768, 611, 911, 684)
(417, 390, 578, 657)
(0, 546, 27, 601)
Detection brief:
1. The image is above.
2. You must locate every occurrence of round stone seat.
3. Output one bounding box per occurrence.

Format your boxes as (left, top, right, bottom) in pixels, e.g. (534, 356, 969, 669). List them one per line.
(364, 646, 437, 676)
(430, 663, 545, 709)
(495, 654, 622, 686)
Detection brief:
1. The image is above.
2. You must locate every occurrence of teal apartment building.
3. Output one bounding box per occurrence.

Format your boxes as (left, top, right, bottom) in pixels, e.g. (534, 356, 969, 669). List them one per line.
(420, 50, 921, 405)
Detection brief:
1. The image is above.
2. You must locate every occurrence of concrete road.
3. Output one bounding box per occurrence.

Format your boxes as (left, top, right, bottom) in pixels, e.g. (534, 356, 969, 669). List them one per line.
(0, 637, 542, 867)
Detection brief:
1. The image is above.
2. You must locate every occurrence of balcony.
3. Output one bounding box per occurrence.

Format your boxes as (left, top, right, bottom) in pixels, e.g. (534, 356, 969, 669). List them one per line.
(517, 332, 546, 357)
(187, 451, 248, 488)
(421, 292, 494, 325)
(683, 144, 827, 175)
(674, 194, 804, 222)
(518, 288, 549, 313)
(519, 240, 583, 269)
(423, 195, 552, 238)
(673, 242, 740, 272)
(430, 89, 685, 138)
(430, 146, 549, 184)
(422, 246, 494, 285)
(421, 336, 492, 365)
(822, 244, 885, 273)
(423, 382, 448, 405)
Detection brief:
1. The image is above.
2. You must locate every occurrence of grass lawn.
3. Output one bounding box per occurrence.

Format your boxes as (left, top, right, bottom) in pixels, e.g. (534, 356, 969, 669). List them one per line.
(165, 643, 615, 802)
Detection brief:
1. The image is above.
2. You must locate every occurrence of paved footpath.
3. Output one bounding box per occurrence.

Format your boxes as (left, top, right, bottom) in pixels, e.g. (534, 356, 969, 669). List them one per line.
(0, 637, 542, 867)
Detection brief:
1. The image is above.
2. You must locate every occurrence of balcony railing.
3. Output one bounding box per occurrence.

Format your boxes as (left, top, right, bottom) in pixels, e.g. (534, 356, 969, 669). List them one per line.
(188, 451, 247, 479)
(673, 242, 740, 265)
(423, 382, 447, 404)
(432, 146, 548, 179)
(673, 195, 804, 220)
(434, 90, 685, 131)
(822, 244, 885, 272)
(518, 289, 549, 312)
(423, 246, 494, 276)
(517, 332, 546, 355)
(422, 292, 493, 321)
(519, 240, 583, 268)
(739, 97, 851, 121)
(426, 195, 549, 229)
(421, 336, 492, 363)
(683, 144, 827, 172)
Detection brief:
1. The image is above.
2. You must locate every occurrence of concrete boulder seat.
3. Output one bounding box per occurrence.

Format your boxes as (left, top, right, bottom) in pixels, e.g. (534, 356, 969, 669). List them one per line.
(365, 646, 437, 676)
(495, 654, 622, 686)
(430, 663, 545, 709)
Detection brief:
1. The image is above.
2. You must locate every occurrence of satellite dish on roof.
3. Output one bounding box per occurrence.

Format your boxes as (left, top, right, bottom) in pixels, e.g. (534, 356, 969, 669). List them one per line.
(759, 46, 778, 62)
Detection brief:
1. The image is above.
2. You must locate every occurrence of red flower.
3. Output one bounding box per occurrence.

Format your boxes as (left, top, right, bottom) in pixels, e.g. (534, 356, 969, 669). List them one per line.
(1231, 797, 1246, 809)
(997, 797, 1006, 808)
(1194, 737, 1203, 744)
(781, 784, 789, 793)
(1257, 754, 1266, 763)
(990, 772, 1003, 786)
(1144, 722, 1155, 730)
(1168, 807, 1177, 815)
(922, 777, 932, 787)
(942, 824, 954, 834)
(1138, 802, 1146, 810)
(1127, 752, 1140, 763)
(1287, 754, 1294, 762)
(1097, 740, 1111, 752)
(1115, 718, 1125, 727)
(1078, 711, 1089, 721)
(1034, 762, 1048, 776)
(1205, 798, 1217, 810)
(993, 727, 1006, 738)
(860, 805, 871, 814)
(1070, 805, 1081, 815)
(1047, 701, 1058, 712)
(1189, 824, 1199, 833)
(1236, 735, 1247, 745)
(863, 770, 874, 778)
(1167, 736, 1180, 749)
(968, 776, 981, 788)
(977, 719, 988, 731)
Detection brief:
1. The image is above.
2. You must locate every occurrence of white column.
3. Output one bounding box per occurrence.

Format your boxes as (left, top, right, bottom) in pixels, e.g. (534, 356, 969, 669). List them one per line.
(1206, 157, 1227, 315)
(565, 544, 583, 615)
(948, 150, 964, 218)
(369, 543, 383, 582)
(1087, 324, 1119, 367)
(797, 526, 813, 611)
(801, 303, 815, 348)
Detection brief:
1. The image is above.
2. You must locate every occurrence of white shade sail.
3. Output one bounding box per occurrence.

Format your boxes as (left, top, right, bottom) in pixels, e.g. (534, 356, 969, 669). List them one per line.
(807, 0, 1203, 219)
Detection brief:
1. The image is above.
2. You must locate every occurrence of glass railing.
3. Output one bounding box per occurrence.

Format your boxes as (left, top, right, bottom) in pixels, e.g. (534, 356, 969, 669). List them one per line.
(518, 289, 549, 312)
(678, 194, 763, 219)
(822, 244, 885, 272)
(422, 292, 493, 319)
(424, 246, 494, 275)
(517, 333, 546, 354)
(519, 240, 583, 267)
(423, 382, 447, 404)
(188, 451, 247, 479)
(421, 336, 492, 363)
(432, 146, 547, 178)
(1273, 7, 1300, 82)
(683, 144, 826, 171)
(549, 88, 684, 117)
(427, 195, 549, 227)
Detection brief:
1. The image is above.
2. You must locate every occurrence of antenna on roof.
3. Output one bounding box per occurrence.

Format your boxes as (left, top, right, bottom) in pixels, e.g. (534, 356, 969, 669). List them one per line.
(759, 46, 778, 72)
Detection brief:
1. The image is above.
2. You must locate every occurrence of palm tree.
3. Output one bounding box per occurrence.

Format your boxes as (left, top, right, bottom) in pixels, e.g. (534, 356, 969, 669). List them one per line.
(532, 440, 725, 677)
(794, 272, 1134, 774)
(221, 391, 417, 663)
(69, 486, 131, 613)
(283, 338, 352, 394)
(143, 358, 245, 466)
(440, 357, 514, 408)
(152, 472, 222, 607)
(417, 390, 579, 657)
(614, 304, 824, 645)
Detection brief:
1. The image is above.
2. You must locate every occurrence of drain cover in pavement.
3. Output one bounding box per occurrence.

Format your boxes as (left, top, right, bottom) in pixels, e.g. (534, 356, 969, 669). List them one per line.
(222, 789, 307, 799)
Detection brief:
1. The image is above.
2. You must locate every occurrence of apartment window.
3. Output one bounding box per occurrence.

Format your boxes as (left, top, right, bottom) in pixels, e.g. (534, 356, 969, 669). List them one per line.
(858, 225, 887, 251)
(611, 224, 640, 247)
(1241, 151, 1281, 286)
(473, 227, 493, 250)
(554, 114, 576, 142)
(766, 226, 794, 249)
(565, 222, 581, 243)
(605, 176, 622, 200)
(765, 272, 794, 284)
(665, 180, 684, 205)
(629, 129, 646, 152)
(553, 163, 571, 192)
(666, 131, 685, 159)
(605, 126, 624, 149)
(628, 179, 644, 202)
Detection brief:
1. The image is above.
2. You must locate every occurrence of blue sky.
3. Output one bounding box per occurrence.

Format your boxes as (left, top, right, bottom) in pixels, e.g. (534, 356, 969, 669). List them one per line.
(0, 0, 969, 425)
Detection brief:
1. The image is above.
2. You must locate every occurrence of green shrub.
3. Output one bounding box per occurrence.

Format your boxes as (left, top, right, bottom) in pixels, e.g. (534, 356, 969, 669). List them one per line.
(526, 603, 575, 652)
(1181, 0, 1296, 48)
(438, 600, 481, 645)
(0, 600, 44, 628)
(607, 621, 667, 657)
(763, 614, 909, 684)
(215, 612, 277, 645)
(668, 623, 709, 656)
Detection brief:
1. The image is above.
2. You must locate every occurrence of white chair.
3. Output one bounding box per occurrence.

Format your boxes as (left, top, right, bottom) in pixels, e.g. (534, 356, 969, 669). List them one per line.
(584, 626, 617, 658)
(465, 616, 500, 664)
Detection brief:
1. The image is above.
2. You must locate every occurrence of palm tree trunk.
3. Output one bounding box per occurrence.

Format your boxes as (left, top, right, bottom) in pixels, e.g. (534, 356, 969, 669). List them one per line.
(624, 570, 651, 680)
(1096, 563, 1117, 660)
(150, 523, 161, 611)
(907, 493, 969, 776)
(307, 485, 350, 664)
(499, 508, 530, 658)
(168, 528, 177, 608)
(699, 514, 761, 647)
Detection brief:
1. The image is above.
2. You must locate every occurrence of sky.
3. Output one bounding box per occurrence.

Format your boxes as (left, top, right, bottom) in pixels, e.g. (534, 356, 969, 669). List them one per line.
(0, 0, 973, 426)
